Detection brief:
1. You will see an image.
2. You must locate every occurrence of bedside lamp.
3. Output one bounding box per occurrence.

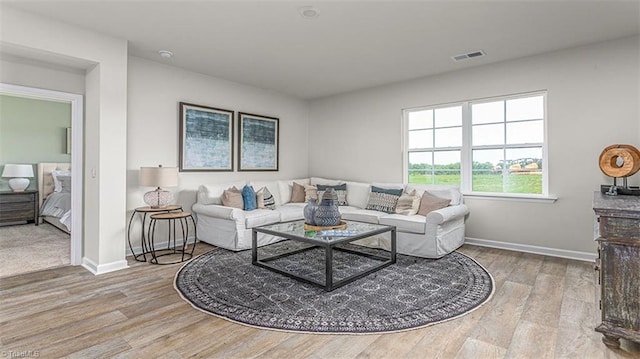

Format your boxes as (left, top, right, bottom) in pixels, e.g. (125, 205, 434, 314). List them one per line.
(139, 165, 178, 208)
(2, 164, 34, 192)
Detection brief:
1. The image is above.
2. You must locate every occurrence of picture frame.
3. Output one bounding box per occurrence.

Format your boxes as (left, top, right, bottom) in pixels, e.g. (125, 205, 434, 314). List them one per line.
(238, 112, 279, 171)
(179, 102, 234, 172)
(66, 127, 71, 154)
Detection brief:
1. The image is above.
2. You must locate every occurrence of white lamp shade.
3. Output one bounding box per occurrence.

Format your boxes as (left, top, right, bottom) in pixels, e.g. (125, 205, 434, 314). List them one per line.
(2, 164, 34, 178)
(139, 166, 178, 188)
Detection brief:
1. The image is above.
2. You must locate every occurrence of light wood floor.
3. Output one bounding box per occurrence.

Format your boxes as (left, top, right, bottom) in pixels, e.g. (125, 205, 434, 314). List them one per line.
(2, 243, 639, 358)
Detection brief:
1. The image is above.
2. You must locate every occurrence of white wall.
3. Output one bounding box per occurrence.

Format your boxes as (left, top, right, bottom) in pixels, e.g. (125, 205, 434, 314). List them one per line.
(309, 36, 640, 255)
(127, 57, 310, 242)
(0, 58, 85, 94)
(1, 6, 129, 273)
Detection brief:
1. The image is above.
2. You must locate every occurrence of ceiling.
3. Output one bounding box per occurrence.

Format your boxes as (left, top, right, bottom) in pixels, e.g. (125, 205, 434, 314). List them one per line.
(2, 1, 639, 100)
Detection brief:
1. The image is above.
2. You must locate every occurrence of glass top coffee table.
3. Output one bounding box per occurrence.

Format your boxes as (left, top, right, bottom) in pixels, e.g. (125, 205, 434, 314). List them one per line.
(252, 220, 396, 291)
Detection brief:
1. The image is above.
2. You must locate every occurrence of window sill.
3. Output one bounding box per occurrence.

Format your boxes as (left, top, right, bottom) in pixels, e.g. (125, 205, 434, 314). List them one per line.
(462, 192, 558, 204)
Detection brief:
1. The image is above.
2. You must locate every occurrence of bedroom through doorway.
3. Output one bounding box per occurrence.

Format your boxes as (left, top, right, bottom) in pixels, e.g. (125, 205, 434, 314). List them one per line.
(0, 83, 84, 277)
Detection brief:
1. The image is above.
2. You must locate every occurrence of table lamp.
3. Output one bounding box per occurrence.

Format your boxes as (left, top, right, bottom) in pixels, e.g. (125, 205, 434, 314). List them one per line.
(2, 164, 34, 192)
(139, 165, 178, 208)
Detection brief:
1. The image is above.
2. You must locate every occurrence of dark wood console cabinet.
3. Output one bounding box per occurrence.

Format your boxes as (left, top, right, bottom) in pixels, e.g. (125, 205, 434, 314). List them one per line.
(593, 192, 640, 348)
(0, 190, 39, 225)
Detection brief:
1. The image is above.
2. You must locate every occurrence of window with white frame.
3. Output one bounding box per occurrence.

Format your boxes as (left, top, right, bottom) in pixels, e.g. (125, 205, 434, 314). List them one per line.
(404, 92, 547, 196)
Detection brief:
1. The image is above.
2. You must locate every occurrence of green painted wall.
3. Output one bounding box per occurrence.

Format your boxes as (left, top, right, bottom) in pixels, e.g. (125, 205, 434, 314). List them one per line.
(0, 95, 71, 190)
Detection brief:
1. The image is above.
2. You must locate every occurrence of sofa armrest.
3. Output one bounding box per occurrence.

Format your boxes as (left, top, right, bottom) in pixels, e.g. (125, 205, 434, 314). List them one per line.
(192, 203, 245, 221)
(425, 204, 469, 225)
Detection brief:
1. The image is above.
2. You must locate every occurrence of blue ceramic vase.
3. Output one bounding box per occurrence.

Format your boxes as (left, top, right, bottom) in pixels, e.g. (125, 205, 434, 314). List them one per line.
(303, 198, 318, 225)
(314, 188, 342, 226)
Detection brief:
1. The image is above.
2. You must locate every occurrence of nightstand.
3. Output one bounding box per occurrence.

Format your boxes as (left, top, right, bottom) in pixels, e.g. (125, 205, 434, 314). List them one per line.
(0, 190, 39, 225)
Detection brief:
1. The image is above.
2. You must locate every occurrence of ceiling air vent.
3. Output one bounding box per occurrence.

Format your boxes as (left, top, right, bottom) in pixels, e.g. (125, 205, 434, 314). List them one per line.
(451, 50, 486, 62)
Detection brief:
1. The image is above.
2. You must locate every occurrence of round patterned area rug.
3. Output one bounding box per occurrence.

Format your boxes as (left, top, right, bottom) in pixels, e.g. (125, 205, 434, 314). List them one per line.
(174, 241, 494, 334)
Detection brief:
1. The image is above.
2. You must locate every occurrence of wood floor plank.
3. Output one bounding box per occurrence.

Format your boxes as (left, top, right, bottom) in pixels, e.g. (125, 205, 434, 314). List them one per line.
(254, 333, 333, 359)
(520, 272, 565, 328)
(454, 338, 507, 359)
(508, 252, 543, 286)
(505, 320, 557, 359)
(3, 243, 639, 358)
(467, 281, 531, 349)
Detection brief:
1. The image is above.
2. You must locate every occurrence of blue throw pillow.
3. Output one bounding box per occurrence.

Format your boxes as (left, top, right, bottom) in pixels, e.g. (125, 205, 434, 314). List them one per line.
(316, 183, 349, 206)
(242, 185, 257, 211)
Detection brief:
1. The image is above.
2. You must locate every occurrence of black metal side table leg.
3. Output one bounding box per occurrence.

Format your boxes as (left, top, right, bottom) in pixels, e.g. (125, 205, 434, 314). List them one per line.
(127, 211, 147, 262)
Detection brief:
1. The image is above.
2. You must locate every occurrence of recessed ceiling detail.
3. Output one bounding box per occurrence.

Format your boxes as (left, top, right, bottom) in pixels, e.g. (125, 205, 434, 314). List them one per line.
(158, 50, 173, 59)
(298, 6, 319, 19)
(451, 50, 486, 62)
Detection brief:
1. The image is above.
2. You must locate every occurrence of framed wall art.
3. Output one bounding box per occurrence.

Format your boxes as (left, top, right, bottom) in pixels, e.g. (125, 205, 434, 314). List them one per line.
(238, 112, 279, 171)
(179, 102, 234, 171)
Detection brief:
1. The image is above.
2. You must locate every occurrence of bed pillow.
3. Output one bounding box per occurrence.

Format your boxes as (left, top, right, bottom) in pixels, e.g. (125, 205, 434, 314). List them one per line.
(417, 192, 451, 216)
(365, 186, 403, 213)
(242, 185, 257, 211)
(52, 170, 71, 192)
(57, 175, 72, 193)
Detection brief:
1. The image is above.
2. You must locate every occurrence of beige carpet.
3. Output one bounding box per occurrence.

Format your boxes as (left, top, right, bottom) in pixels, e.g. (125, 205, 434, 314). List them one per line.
(0, 223, 70, 278)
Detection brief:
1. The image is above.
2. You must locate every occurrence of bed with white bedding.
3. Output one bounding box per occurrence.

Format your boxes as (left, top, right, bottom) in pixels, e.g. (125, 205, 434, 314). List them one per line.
(37, 163, 71, 233)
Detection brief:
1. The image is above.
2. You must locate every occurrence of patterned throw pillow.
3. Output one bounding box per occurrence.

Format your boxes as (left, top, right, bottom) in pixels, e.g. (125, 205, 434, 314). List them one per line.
(417, 191, 451, 216)
(316, 183, 348, 206)
(395, 189, 420, 215)
(365, 186, 403, 213)
(256, 187, 276, 210)
(242, 185, 257, 211)
(304, 185, 318, 202)
(290, 182, 306, 203)
(221, 187, 244, 209)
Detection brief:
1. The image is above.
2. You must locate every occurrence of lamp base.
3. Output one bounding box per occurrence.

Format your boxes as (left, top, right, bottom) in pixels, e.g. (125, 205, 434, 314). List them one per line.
(8, 178, 30, 192)
(143, 188, 173, 208)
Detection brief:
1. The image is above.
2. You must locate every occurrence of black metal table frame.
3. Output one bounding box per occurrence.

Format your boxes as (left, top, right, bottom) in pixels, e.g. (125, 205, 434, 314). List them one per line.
(126, 206, 182, 262)
(252, 221, 396, 291)
(147, 213, 197, 265)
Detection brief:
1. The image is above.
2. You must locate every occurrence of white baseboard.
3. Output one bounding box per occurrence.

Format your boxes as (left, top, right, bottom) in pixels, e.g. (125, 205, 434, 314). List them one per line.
(82, 257, 129, 275)
(465, 237, 596, 262)
(126, 236, 197, 258)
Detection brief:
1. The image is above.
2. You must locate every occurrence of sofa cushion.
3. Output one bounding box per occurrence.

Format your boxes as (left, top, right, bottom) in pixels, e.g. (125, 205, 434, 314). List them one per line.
(277, 203, 305, 222)
(242, 185, 257, 211)
(310, 177, 343, 186)
(341, 208, 387, 223)
(198, 181, 246, 205)
(244, 209, 281, 228)
(221, 187, 244, 209)
(345, 181, 370, 209)
(277, 178, 310, 204)
(418, 192, 451, 216)
(379, 214, 426, 234)
(405, 184, 462, 206)
(365, 186, 403, 213)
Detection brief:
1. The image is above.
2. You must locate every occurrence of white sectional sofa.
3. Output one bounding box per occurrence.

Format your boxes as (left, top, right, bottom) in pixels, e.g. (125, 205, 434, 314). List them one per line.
(192, 177, 469, 259)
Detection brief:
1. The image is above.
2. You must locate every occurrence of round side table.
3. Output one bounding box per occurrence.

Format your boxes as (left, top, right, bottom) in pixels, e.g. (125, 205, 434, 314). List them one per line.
(127, 205, 182, 262)
(148, 211, 197, 265)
